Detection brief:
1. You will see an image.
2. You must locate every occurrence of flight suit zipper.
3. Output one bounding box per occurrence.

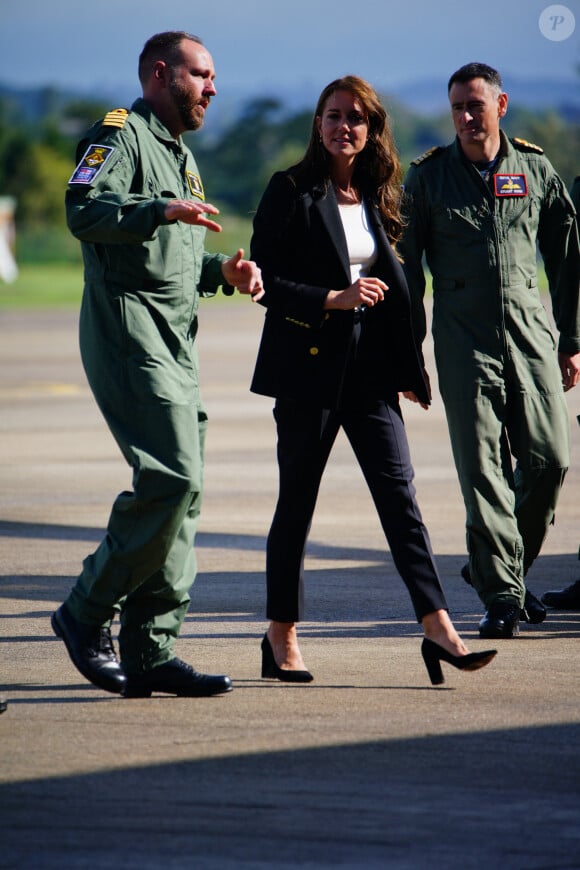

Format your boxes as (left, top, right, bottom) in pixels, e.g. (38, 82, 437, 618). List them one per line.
(491, 210, 510, 360)
(174, 145, 200, 329)
(470, 161, 509, 359)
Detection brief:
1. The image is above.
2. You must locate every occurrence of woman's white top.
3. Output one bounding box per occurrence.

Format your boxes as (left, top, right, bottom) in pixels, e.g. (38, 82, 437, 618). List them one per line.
(338, 202, 377, 282)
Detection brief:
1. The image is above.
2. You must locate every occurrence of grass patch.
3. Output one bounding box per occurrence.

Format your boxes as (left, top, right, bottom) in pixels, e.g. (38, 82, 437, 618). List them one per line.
(0, 261, 248, 309)
(1, 245, 549, 310)
(0, 263, 83, 308)
(203, 210, 254, 257)
(1, 213, 256, 309)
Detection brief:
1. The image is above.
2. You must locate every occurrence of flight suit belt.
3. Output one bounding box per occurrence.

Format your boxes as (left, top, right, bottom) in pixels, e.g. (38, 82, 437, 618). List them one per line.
(434, 277, 538, 290)
(103, 269, 174, 291)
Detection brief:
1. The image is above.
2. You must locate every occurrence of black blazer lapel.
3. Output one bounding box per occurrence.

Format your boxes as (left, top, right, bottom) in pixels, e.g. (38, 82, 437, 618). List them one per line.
(311, 187, 352, 287)
(365, 200, 411, 305)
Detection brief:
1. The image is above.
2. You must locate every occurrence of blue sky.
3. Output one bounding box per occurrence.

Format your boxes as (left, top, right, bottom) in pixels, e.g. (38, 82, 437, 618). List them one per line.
(1, 0, 578, 104)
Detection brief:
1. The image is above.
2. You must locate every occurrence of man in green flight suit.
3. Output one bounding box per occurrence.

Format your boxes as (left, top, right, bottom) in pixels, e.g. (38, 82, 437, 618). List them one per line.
(400, 62, 580, 639)
(542, 175, 580, 611)
(51, 31, 263, 697)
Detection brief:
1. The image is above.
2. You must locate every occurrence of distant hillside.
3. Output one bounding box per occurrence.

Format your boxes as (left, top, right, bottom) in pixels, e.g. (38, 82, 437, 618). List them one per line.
(0, 84, 136, 123)
(1, 74, 578, 128)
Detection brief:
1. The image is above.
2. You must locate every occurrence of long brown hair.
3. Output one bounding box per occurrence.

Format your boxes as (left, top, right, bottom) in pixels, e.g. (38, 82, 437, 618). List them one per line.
(291, 75, 403, 243)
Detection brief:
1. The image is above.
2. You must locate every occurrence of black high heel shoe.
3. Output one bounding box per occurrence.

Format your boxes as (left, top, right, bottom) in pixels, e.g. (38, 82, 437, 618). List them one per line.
(421, 638, 497, 686)
(261, 634, 314, 683)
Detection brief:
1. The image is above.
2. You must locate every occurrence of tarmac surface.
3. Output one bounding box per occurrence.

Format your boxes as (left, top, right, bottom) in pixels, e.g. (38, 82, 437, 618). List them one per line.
(1, 298, 579, 869)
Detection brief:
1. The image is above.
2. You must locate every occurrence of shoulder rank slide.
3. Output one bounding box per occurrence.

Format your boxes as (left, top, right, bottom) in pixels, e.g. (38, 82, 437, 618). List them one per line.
(512, 137, 543, 154)
(411, 146, 443, 166)
(102, 108, 129, 129)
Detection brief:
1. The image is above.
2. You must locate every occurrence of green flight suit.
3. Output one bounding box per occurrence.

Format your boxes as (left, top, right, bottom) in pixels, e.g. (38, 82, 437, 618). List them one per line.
(400, 132, 580, 609)
(64, 99, 228, 673)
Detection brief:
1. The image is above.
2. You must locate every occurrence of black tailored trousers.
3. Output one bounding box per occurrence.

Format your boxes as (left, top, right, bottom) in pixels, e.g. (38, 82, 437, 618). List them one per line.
(266, 391, 448, 623)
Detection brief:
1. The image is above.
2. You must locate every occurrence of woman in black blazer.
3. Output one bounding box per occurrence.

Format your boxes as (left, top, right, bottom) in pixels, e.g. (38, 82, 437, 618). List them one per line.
(250, 76, 496, 686)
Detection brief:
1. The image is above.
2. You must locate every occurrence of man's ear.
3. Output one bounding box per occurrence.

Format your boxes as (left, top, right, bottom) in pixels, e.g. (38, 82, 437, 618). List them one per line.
(153, 60, 168, 83)
(498, 92, 508, 119)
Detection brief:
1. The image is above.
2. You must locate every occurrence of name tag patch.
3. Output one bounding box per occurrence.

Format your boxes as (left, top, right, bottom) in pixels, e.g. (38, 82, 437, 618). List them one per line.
(69, 144, 115, 184)
(186, 171, 205, 200)
(494, 174, 528, 197)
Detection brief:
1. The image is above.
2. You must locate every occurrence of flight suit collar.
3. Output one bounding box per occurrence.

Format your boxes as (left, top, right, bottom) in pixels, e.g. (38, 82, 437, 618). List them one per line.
(451, 129, 511, 166)
(497, 129, 511, 159)
(131, 98, 183, 147)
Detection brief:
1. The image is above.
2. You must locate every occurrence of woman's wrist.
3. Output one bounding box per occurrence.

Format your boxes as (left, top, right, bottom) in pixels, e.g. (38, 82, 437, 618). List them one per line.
(324, 289, 340, 310)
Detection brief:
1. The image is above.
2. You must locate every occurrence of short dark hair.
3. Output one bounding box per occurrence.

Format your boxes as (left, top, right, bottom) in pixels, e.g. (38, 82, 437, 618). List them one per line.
(138, 31, 203, 85)
(447, 62, 503, 93)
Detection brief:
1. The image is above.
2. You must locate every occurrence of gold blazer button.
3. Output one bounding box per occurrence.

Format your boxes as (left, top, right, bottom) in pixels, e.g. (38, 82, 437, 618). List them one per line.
(309, 347, 319, 355)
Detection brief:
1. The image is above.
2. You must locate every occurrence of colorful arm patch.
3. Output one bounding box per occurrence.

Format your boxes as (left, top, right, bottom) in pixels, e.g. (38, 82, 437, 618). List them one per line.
(68, 144, 115, 185)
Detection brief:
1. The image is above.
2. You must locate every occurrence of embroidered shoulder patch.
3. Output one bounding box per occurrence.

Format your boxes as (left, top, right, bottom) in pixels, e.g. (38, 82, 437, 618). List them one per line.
(102, 108, 128, 129)
(494, 174, 528, 197)
(512, 137, 543, 154)
(68, 144, 114, 185)
(186, 170, 205, 200)
(411, 146, 443, 166)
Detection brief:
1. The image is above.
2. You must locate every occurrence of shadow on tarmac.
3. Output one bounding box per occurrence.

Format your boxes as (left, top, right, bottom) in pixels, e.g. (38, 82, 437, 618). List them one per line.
(2, 529, 580, 867)
(1, 723, 579, 868)
(1, 518, 580, 640)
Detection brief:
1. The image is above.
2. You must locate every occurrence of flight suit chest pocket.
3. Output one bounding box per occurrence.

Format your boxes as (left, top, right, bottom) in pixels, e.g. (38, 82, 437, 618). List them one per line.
(143, 172, 177, 200)
(433, 203, 487, 234)
(498, 194, 538, 231)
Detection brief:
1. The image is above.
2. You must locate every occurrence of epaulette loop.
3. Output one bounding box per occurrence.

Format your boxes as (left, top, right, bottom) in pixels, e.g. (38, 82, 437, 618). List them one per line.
(102, 108, 129, 129)
(411, 146, 443, 166)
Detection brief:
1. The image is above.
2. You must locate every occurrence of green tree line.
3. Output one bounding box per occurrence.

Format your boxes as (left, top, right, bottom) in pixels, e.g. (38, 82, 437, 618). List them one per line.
(1, 89, 578, 263)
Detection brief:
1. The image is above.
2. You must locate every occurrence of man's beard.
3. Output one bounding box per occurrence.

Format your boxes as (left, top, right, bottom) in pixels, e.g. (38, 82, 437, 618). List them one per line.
(168, 76, 205, 131)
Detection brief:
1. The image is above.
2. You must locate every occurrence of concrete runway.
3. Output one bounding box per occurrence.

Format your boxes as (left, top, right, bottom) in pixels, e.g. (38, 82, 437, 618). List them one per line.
(1, 300, 579, 869)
